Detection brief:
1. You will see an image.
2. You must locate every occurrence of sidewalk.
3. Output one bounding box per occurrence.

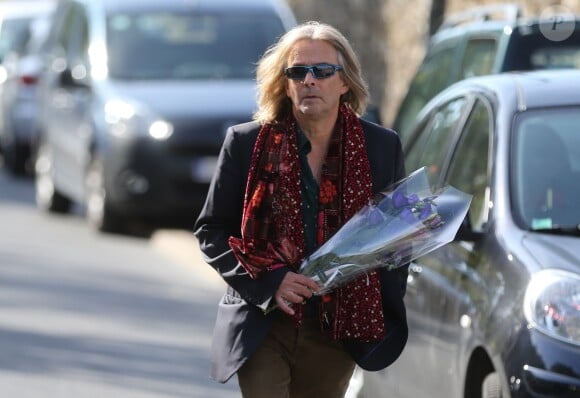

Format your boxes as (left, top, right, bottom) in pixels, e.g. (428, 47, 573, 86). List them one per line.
(150, 229, 227, 293)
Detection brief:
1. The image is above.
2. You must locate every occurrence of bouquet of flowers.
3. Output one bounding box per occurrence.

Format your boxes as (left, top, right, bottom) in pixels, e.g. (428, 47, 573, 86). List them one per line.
(300, 167, 472, 294)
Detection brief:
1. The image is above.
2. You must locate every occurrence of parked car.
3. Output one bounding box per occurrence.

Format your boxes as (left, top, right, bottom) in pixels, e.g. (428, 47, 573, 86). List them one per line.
(393, 3, 580, 142)
(0, 7, 54, 175)
(0, 1, 53, 63)
(0, 0, 55, 174)
(33, 0, 296, 232)
(357, 70, 580, 397)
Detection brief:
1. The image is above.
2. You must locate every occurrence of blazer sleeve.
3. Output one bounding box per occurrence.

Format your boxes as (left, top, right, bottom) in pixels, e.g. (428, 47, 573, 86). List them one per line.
(193, 123, 289, 311)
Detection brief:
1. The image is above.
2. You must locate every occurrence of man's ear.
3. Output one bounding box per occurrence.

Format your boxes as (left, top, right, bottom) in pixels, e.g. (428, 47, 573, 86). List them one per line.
(340, 81, 350, 95)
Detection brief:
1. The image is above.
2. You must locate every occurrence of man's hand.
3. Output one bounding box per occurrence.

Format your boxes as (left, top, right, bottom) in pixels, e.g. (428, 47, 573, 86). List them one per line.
(274, 272, 320, 315)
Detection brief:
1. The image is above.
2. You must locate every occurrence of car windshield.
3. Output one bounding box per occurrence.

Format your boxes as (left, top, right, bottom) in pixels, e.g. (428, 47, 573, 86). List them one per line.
(0, 17, 33, 60)
(506, 25, 580, 70)
(530, 47, 580, 69)
(106, 11, 285, 80)
(512, 108, 580, 233)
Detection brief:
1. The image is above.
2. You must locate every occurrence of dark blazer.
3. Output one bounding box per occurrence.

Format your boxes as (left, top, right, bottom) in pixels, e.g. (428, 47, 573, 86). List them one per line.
(194, 118, 409, 383)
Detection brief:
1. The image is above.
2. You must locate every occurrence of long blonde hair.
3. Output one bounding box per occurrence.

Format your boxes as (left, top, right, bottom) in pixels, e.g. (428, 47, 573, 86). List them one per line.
(254, 21, 369, 124)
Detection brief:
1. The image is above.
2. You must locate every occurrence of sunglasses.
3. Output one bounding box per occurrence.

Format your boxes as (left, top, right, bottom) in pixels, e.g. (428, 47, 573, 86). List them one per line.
(284, 63, 343, 80)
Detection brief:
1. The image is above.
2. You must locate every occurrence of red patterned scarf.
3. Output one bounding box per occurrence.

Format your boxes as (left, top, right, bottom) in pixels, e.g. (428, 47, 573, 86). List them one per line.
(228, 104, 385, 342)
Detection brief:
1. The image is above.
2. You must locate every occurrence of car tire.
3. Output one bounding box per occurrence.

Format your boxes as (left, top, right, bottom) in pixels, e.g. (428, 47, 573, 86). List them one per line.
(34, 139, 71, 213)
(482, 372, 502, 398)
(85, 157, 123, 233)
(3, 141, 27, 176)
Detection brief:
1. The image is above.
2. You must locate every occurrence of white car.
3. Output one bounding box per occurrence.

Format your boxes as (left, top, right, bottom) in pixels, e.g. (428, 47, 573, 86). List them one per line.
(0, 0, 55, 175)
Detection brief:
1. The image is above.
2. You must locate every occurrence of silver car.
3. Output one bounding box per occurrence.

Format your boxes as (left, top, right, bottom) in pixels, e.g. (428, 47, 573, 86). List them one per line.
(33, 0, 296, 233)
(0, 1, 55, 175)
(358, 70, 580, 397)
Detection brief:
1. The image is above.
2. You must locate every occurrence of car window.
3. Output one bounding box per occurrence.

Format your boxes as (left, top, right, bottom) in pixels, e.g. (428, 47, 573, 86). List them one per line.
(106, 12, 286, 80)
(503, 29, 580, 71)
(458, 38, 498, 79)
(405, 96, 468, 186)
(0, 17, 32, 60)
(512, 108, 580, 229)
(66, 6, 88, 60)
(394, 45, 457, 139)
(22, 14, 52, 55)
(446, 99, 491, 231)
(530, 47, 580, 69)
(56, 6, 77, 52)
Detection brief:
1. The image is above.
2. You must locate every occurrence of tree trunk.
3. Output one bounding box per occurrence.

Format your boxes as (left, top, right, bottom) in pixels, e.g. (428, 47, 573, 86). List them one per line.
(429, 0, 447, 36)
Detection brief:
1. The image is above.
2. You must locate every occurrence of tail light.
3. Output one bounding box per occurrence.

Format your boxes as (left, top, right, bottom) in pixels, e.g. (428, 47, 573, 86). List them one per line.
(19, 74, 39, 85)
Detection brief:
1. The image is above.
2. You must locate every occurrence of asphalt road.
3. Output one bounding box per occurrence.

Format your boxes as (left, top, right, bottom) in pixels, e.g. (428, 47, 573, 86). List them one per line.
(0, 167, 240, 397)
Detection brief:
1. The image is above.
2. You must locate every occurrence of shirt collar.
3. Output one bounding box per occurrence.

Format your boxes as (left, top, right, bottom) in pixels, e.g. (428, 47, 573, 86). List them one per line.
(296, 126, 311, 155)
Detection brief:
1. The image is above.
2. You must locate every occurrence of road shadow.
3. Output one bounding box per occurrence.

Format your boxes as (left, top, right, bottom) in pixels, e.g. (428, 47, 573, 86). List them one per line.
(0, 326, 236, 397)
(0, 253, 238, 397)
(0, 166, 36, 207)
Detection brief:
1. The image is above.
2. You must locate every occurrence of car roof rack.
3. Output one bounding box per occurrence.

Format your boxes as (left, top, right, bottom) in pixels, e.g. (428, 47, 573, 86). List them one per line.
(438, 3, 523, 31)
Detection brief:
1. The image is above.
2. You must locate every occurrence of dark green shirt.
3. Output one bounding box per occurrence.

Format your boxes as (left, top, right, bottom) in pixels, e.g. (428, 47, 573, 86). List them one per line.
(297, 129, 319, 256)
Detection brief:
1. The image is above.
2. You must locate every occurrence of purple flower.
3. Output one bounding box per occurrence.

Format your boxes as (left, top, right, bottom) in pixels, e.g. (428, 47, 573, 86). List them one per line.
(407, 194, 420, 205)
(368, 207, 384, 226)
(392, 190, 409, 208)
(399, 208, 416, 223)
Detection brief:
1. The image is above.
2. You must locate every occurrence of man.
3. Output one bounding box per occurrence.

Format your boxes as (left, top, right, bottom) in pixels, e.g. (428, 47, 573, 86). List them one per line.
(194, 21, 408, 397)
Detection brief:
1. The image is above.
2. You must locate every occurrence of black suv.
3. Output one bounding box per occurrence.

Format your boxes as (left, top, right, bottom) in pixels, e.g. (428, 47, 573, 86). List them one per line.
(393, 4, 580, 142)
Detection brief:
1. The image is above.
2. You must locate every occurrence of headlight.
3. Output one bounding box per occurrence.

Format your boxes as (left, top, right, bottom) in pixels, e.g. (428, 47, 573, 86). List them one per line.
(524, 269, 580, 345)
(105, 99, 173, 140)
(148, 120, 173, 140)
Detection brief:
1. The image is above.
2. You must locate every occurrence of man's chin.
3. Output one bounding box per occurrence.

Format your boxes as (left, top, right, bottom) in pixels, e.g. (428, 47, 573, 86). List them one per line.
(298, 104, 320, 116)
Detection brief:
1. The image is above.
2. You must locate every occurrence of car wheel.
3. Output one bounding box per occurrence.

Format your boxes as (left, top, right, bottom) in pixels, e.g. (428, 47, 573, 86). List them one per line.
(3, 140, 27, 176)
(34, 140, 71, 213)
(85, 157, 123, 233)
(482, 372, 502, 398)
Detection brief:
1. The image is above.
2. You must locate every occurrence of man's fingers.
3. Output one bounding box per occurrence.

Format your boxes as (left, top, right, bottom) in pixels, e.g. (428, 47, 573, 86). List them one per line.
(292, 274, 320, 293)
(274, 272, 321, 315)
(289, 283, 315, 300)
(276, 295, 295, 315)
(284, 274, 320, 294)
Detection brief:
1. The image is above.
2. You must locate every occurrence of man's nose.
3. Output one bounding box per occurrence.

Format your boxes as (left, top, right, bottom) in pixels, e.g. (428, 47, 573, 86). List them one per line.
(303, 71, 317, 85)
